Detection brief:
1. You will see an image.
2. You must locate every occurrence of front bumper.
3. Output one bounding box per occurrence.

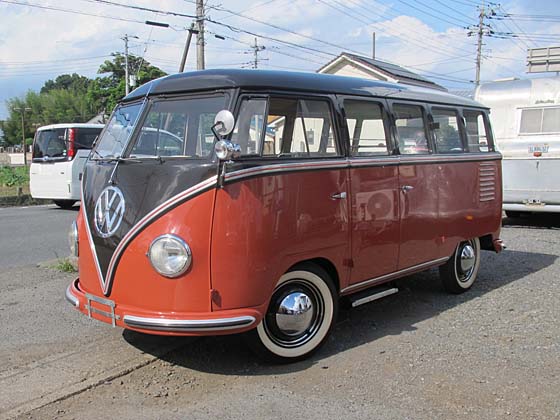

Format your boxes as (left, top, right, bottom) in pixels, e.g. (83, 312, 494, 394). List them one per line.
(65, 279, 260, 335)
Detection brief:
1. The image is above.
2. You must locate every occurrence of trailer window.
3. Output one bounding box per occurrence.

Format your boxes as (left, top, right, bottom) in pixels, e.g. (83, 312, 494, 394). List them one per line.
(344, 100, 388, 156)
(520, 107, 560, 134)
(464, 111, 489, 152)
(432, 108, 463, 153)
(393, 104, 429, 155)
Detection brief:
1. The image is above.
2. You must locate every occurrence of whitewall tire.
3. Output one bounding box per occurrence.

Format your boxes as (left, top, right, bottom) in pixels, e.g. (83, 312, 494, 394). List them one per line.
(246, 263, 338, 363)
(439, 237, 481, 294)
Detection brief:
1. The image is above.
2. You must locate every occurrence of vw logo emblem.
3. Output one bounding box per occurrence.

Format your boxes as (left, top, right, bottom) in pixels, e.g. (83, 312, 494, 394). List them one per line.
(94, 186, 126, 238)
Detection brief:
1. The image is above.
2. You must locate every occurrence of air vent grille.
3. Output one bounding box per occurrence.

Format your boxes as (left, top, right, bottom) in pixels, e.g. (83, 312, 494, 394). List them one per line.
(479, 163, 496, 202)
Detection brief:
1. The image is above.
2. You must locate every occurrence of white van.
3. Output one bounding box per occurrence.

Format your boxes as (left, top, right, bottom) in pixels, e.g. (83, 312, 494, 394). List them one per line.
(30, 123, 104, 208)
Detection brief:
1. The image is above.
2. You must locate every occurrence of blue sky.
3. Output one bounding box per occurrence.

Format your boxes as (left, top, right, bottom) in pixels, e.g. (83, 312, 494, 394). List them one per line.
(1, 0, 559, 120)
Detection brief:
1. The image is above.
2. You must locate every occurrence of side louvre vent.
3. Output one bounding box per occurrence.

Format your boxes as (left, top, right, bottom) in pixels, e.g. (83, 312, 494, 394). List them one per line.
(479, 162, 496, 202)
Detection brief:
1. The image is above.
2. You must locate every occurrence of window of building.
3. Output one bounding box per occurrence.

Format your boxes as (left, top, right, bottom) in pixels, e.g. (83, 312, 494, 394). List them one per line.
(393, 104, 430, 155)
(432, 108, 463, 153)
(344, 100, 388, 156)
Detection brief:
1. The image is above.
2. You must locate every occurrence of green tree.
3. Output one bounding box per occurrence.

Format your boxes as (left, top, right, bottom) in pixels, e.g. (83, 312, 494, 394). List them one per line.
(94, 53, 167, 112)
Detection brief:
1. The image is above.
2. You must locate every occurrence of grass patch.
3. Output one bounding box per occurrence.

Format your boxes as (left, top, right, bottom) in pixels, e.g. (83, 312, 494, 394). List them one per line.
(54, 258, 77, 273)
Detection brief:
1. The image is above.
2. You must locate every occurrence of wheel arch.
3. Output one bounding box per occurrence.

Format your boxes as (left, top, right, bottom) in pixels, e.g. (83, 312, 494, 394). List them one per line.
(287, 257, 340, 294)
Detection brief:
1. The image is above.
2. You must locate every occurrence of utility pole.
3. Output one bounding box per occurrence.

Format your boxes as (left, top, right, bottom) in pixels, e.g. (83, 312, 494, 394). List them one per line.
(122, 34, 138, 95)
(468, 1, 494, 87)
(179, 23, 199, 73)
(372, 32, 376, 60)
(196, 0, 205, 70)
(475, 1, 485, 87)
(13, 107, 31, 166)
(251, 38, 266, 69)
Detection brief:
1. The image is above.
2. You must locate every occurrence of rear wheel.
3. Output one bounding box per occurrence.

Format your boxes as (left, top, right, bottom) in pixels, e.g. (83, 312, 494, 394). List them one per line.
(439, 237, 480, 294)
(246, 263, 338, 363)
(53, 200, 76, 209)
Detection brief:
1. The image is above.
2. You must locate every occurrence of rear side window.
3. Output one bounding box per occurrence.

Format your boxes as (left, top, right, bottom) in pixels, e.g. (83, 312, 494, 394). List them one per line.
(75, 128, 102, 150)
(233, 97, 339, 158)
(344, 100, 388, 156)
(432, 108, 463, 153)
(33, 129, 67, 160)
(464, 111, 490, 152)
(393, 104, 429, 155)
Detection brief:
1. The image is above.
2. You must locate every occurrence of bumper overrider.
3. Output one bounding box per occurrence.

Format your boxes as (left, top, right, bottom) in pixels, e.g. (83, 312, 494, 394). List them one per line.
(65, 279, 259, 335)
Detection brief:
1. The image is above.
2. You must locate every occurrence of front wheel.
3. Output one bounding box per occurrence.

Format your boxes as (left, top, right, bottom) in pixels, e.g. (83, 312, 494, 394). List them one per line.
(246, 263, 338, 363)
(439, 237, 481, 294)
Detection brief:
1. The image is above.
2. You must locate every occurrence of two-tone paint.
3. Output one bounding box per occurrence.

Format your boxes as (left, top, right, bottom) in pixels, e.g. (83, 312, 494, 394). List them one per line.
(66, 69, 503, 339)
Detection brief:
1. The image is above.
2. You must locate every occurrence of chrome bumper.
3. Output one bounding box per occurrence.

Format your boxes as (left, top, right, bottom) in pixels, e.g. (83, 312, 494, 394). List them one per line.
(65, 284, 79, 307)
(66, 280, 257, 333)
(123, 314, 256, 333)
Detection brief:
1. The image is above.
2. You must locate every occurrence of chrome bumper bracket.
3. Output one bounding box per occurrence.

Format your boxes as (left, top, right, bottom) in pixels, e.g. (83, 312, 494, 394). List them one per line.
(85, 293, 119, 327)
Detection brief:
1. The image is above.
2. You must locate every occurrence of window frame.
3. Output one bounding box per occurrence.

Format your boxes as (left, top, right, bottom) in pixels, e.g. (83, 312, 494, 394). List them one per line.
(428, 106, 466, 154)
(388, 100, 434, 156)
(339, 96, 393, 158)
(230, 90, 344, 160)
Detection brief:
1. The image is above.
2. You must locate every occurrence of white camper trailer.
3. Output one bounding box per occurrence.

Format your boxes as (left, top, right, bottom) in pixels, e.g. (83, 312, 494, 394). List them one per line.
(476, 76, 560, 215)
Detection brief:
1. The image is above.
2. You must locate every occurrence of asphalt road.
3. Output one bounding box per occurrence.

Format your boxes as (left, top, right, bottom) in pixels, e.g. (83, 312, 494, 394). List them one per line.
(1, 214, 558, 419)
(0, 204, 79, 269)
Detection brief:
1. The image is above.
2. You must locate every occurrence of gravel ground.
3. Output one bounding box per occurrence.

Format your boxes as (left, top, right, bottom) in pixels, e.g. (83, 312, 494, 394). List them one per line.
(16, 216, 560, 420)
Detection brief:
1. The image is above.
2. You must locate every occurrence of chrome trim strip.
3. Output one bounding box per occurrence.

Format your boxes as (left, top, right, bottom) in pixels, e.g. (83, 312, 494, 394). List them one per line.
(351, 287, 399, 308)
(341, 257, 449, 294)
(224, 160, 348, 182)
(123, 314, 256, 332)
(65, 284, 79, 308)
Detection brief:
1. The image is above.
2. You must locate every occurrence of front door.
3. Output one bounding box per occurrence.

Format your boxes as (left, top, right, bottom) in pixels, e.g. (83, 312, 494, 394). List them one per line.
(343, 98, 401, 287)
(392, 102, 441, 269)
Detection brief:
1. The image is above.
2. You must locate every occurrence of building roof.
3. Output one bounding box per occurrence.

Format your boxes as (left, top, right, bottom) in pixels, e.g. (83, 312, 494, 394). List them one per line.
(318, 52, 446, 91)
(124, 69, 484, 109)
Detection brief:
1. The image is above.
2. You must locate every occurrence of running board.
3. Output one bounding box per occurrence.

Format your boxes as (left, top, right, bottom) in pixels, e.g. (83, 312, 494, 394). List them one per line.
(349, 287, 399, 308)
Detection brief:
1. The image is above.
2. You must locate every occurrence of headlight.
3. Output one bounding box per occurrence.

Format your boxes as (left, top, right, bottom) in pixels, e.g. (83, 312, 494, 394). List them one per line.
(148, 234, 192, 278)
(68, 220, 78, 257)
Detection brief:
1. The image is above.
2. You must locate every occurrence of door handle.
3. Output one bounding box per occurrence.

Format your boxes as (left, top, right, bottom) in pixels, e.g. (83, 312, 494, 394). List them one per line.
(401, 185, 414, 192)
(331, 192, 347, 200)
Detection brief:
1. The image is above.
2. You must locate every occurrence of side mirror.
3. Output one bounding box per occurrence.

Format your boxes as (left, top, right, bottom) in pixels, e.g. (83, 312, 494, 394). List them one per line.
(213, 110, 235, 137)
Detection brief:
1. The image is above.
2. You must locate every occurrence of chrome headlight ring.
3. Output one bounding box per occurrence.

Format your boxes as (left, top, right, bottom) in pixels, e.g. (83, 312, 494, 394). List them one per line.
(147, 234, 192, 278)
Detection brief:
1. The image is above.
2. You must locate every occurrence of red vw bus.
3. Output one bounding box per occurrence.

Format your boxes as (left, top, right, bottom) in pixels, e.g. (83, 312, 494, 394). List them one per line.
(66, 70, 504, 362)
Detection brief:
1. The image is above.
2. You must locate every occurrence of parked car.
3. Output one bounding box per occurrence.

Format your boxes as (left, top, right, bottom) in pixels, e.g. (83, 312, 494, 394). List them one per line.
(30, 123, 104, 208)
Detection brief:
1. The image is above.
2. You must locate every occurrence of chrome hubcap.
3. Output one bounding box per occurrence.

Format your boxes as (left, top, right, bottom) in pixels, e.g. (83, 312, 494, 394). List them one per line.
(264, 280, 324, 348)
(457, 241, 477, 282)
(275, 292, 314, 336)
(460, 244, 475, 273)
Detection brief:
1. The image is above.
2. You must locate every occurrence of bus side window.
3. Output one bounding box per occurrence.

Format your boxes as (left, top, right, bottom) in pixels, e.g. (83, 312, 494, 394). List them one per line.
(344, 100, 389, 156)
(231, 98, 267, 156)
(464, 110, 489, 152)
(432, 108, 463, 153)
(264, 98, 339, 158)
(393, 104, 430, 155)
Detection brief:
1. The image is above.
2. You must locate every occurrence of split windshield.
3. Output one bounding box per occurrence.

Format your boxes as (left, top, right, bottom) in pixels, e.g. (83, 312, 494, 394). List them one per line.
(128, 95, 227, 159)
